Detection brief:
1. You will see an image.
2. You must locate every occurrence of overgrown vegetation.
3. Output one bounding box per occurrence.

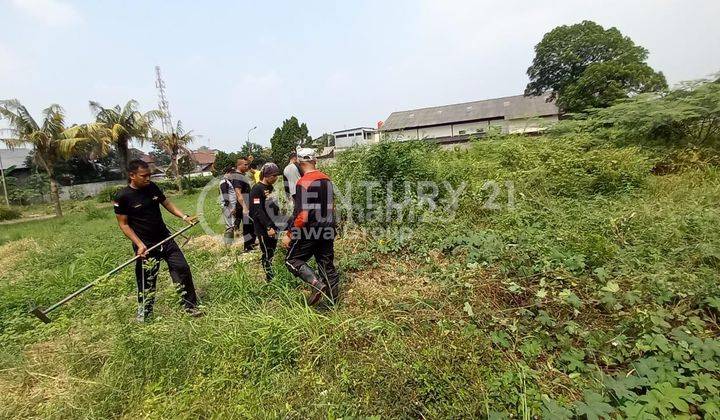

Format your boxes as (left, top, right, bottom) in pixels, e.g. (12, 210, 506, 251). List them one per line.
(0, 205, 22, 221)
(1, 80, 720, 418)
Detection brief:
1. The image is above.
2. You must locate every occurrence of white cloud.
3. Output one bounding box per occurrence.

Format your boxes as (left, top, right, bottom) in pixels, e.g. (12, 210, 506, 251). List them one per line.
(10, 0, 82, 27)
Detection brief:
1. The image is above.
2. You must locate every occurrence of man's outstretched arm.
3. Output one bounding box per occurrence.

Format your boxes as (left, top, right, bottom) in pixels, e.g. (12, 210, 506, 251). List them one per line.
(161, 199, 197, 224)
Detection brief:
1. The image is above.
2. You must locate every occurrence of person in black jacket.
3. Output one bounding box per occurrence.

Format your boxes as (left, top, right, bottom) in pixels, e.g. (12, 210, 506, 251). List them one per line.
(249, 162, 284, 280)
(281, 148, 340, 305)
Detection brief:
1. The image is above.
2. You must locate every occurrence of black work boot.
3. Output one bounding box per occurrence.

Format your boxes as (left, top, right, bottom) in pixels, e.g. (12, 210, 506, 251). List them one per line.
(306, 278, 327, 306)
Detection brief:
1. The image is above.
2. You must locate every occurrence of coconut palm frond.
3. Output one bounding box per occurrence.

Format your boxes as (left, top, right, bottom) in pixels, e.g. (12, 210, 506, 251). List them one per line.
(121, 100, 139, 118)
(1, 102, 41, 134)
(0, 136, 26, 148)
(88, 100, 104, 115)
(42, 104, 66, 136)
(55, 137, 88, 159)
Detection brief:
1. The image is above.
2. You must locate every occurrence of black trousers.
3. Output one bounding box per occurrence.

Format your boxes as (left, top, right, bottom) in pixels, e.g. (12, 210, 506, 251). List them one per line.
(234, 205, 256, 251)
(134, 239, 198, 317)
(256, 229, 278, 281)
(285, 237, 340, 302)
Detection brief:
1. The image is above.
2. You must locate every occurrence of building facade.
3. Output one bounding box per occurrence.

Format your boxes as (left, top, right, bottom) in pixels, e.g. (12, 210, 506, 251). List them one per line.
(333, 127, 379, 152)
(380, 93, 559, 144)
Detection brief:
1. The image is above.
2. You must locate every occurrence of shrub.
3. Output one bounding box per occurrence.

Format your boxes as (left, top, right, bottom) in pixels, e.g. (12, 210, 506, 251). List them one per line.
(155, 175, 214, 193)
(459, 135, 652, 199)
(96, 185, 125, 203)
(83, 202, 105, 220)
(552, 77, 720, 148)
(0, 206, 21, 221)
(327, 140, 443, 226)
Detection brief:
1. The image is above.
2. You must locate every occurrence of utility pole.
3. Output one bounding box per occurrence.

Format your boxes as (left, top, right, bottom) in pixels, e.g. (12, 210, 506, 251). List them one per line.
(154, 66, 174, 135)
(0, 148, 8, 206)
(246, 126, 257, 150)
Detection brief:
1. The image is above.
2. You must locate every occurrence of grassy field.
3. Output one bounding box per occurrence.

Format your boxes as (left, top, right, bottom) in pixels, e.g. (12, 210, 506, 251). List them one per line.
(1, 135, 719, 418)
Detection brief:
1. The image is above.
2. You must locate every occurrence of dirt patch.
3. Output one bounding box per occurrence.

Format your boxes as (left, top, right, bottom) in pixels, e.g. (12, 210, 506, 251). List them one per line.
(185, 234, 245, 253)
(0, 238, 41, 279)
(342, 260, 443, 315)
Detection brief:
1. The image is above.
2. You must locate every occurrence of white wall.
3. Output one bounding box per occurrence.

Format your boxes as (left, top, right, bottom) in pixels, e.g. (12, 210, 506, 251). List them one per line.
(507, 115, 558, 134)
(383, 128, 419, 141)
(453, 120, 490, 135)
(380, 115, 558, 141)
(59, 180, 126, 201)
(335, 130, 378, 150)
(419, 125, 452, 138)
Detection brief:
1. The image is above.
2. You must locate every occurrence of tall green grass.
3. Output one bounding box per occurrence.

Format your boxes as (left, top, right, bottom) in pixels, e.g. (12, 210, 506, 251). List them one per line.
(1, 137, 719, 418)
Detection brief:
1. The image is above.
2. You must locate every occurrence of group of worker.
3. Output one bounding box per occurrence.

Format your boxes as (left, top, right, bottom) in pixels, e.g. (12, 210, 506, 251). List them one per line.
(112, 148, 339, 322)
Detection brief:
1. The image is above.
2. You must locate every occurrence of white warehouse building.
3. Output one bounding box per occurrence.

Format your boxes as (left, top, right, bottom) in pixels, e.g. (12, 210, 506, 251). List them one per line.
(333, 127, 379, 151)
(331, 93, 560, 152)
(381, 93, 559, 144)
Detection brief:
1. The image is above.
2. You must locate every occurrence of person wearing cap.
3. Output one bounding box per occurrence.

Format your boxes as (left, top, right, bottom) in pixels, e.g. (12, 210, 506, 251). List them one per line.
(219, 165, 238, 244)
(249, 162, 284, 280)
(281, 148, 340, 305)
(283, 152, 301, 201)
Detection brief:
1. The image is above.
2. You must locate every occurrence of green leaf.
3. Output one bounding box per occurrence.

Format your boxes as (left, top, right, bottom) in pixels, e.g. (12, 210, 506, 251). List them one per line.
(637, 383, 700, 416)
(603, 374, 648, 401)
(541, 395, 573, 420)
(573, 391, 614, 420)
(700, 399, 720, 419)
(601, 280, 620, 293)
(692, 373, 720, 393)
(559, 289, 583, 308)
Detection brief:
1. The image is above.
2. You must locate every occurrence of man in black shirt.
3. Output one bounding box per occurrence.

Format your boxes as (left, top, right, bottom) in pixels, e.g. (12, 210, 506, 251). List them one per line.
(113, 159, 200, 321)
(233, 157, 256, 251)
(249, 162, 284, 281)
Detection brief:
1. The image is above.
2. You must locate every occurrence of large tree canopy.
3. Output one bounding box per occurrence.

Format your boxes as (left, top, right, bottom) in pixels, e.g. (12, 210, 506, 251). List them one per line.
(525, 20, 667, 113)
(270, 116, 311, 165)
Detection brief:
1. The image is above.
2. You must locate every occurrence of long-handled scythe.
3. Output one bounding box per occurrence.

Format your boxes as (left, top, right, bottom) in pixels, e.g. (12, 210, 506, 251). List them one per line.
(30, 221, 198, 323)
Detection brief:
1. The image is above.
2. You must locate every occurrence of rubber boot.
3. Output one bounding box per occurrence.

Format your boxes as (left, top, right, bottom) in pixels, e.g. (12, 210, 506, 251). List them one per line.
(296, 264, 326, 305)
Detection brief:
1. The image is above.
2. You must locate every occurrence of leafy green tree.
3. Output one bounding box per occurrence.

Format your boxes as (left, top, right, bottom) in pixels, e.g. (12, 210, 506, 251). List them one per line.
(525, 20, 667, 113)
(577, 78, 720, 146)
(270, 116, 311, 165)
(0, 101, 107, 216)
(240, 142, 272, 166)
(89, 100, 160, 179)
(315, 133, 334, 148)
(149, 144, 172, 167)
(212, 150, 239, 176)
(152, 121, 194, 193)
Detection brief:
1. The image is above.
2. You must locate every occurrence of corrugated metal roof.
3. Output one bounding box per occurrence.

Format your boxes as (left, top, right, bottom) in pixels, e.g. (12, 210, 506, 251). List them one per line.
(0, 148, 32, 169)
(381, 93, 558, 131)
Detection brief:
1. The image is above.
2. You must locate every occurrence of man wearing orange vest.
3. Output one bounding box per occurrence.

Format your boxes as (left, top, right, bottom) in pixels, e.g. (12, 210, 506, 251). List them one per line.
(281, 148, 339, 305)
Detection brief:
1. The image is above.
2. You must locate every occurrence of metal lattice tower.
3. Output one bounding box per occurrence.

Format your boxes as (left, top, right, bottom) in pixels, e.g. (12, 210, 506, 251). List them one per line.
(154, 66, 174, 134)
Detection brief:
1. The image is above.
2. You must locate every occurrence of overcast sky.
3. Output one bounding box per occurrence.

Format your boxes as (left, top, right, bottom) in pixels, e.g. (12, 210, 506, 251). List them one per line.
(1, 0, 718, 151)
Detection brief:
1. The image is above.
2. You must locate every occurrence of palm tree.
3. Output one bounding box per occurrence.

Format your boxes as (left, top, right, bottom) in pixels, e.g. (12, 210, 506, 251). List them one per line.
(0, 100, 108, 217)
(152, 120, 194, 194)
(89, 100, 160, 179)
